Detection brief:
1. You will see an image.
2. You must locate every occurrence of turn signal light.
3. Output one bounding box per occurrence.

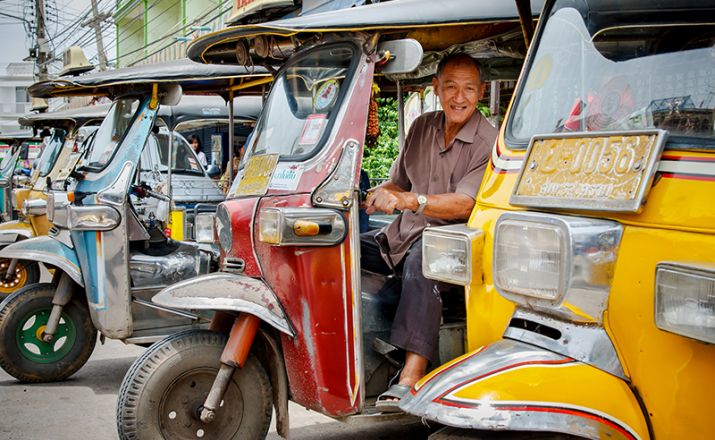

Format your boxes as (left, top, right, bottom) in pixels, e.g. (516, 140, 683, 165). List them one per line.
(293, 220, 320, 236)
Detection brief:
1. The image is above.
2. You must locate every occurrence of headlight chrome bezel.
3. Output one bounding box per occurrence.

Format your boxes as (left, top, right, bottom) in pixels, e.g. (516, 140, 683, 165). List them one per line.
(493, 211, 623, 323)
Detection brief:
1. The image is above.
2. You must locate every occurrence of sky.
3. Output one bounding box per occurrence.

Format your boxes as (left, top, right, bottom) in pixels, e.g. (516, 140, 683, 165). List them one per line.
(0, 0, 115, 72)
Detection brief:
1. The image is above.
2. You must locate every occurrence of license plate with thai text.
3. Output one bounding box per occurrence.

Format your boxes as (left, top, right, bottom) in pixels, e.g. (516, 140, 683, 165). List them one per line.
(235, 153, 279, 197)
(510, 130, 666, 212)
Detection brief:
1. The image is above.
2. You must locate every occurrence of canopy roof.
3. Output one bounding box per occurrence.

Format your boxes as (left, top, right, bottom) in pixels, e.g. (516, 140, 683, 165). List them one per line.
(188, 0, 543, 67)
(28, 59, 270, 99)
(19, 95, 262, 132)
(19, 104, 109, 130)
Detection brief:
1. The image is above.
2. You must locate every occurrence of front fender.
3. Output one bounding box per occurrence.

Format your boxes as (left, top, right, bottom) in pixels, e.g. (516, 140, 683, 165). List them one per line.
(0, 220, 34, 244)
(401, 339, 649, 440)
(0, 236, 83, 287)
(152, 272, 294, 337)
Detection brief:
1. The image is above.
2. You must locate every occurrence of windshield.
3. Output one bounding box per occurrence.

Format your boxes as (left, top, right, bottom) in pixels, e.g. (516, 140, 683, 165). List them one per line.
(84, 98, 140, 169)
(508, 4, 715, 147)
(36, 129, 66, 177)
(244, 43, 356, 162)
(140, 131, 205, 176)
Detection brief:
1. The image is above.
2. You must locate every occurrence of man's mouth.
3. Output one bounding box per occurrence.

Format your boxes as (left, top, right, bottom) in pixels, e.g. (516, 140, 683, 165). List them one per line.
(451, 104, 468, 112)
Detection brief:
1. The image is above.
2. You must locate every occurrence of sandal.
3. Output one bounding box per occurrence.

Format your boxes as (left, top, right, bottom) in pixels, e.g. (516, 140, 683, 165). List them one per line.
(375, 383, 411, 413)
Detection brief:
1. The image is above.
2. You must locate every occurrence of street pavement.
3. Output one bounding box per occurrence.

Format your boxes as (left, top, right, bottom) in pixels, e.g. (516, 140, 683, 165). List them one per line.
(0, 339, 432, 440)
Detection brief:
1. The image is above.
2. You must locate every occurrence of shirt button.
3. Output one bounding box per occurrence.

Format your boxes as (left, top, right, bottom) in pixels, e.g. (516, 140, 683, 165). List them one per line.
(432, 176, 438, 182)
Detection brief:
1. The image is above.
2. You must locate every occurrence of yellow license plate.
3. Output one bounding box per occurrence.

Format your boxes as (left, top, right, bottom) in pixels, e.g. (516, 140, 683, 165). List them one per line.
(235, 153, 279, 197)
(511, 130, 666, 212)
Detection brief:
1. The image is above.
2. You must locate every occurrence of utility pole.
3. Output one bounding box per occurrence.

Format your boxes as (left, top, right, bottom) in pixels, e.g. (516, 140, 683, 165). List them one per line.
(34, 0, 49, 81)
(83, 0, 110, 71)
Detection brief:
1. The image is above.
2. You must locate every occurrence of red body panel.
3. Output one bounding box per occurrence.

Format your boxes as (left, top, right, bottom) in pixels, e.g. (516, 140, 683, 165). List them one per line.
(223, 197, 261, 277)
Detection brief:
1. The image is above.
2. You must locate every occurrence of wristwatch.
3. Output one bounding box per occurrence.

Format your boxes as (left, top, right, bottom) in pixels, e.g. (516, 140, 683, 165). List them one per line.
(415, 194, 427, 215)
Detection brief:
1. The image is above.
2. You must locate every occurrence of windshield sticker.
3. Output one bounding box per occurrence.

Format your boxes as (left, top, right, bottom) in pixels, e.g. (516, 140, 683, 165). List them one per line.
(314, 79, 340, 112)
(270, 163, 304, 191)
(299, 114, 327, 146)
(235, 153, 279, 197)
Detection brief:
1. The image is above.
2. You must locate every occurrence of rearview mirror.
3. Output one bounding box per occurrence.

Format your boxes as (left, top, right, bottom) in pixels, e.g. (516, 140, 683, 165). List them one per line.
(377, 39, 423, 75)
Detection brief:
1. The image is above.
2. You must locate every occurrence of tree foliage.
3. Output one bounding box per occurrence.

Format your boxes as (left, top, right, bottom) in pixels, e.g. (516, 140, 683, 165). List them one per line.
(362, 96, 399, 182)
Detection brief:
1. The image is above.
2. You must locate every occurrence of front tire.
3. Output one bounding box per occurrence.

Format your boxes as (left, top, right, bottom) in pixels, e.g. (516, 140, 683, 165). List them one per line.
(0, 282, 97, 382)
(117, 329, 273, 440)
(0, 259, 40, 299)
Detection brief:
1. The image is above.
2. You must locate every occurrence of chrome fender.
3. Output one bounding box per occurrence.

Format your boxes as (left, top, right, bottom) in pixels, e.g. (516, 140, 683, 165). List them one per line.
(0, 236, 83, 286)
(152, 272, 294, 337)
(0, 220, 34, 245)
(401, 339, 649, 440)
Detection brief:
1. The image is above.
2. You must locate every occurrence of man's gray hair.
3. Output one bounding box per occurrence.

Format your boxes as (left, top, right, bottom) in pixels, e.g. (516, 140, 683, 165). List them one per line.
(436, 52, 485, 82)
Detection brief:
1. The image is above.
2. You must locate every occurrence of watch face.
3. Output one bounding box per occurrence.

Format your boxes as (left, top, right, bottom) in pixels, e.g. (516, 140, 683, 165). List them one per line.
(418, 195, 427, 205)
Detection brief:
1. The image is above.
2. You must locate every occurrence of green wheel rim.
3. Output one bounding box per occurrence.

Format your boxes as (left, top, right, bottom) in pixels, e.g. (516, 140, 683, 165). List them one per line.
(15, 306, 77, 363)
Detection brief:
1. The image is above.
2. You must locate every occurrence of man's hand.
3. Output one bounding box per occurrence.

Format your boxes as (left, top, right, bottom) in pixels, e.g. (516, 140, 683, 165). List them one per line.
(364, 187, 415, 215)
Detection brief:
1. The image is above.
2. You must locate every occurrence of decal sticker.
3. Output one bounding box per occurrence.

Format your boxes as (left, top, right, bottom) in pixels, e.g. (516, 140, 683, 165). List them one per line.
(298, 114, 327, 146)
(313, 80, 340, 112)
(270, 163, 304, 191)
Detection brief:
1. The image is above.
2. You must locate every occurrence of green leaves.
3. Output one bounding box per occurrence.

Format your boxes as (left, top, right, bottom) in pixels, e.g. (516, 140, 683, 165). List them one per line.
(362, 97, 400, 181)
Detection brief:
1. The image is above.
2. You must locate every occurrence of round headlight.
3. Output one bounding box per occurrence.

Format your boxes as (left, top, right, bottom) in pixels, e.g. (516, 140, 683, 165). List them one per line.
(216, 203, 232, 253)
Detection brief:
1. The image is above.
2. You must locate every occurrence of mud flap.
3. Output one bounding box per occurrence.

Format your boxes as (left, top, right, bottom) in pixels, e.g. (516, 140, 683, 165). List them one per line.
(400, 339, 649, 440)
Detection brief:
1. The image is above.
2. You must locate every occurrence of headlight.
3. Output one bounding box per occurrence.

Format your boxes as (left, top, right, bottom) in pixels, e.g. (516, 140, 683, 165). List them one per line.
(216, 203, 232, 252)
(258, 207, 346, 246)
(493, 212, 622, 322)
(422, 224, 483, 286)
(656, 262, 715, 344)
(22, 198, 47, 216)
(194, 212, 215, 244)
(494, 219, 567, 301)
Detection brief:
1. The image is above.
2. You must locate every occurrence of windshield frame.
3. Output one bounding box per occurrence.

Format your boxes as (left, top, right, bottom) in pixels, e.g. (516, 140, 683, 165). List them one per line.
(37, 129, 67, 178)
(504, 0, 715, 151)
(80, 96, 144, 172)
(241, 41, 361, 167)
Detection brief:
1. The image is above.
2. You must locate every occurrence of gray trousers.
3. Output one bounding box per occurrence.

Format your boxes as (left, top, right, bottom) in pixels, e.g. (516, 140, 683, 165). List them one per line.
(361, 230, 441, 363)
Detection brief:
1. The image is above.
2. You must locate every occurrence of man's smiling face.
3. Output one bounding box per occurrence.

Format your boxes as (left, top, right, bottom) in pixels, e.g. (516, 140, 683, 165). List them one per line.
(433, 58, 483, 129)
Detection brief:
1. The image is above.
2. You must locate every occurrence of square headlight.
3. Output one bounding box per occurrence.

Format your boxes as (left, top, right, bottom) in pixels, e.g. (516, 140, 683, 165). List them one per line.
(656, 263, 715, 344)
(194, 213, 216, 244)
(422, 224, 483, 286)
(494, 218, 568, 301)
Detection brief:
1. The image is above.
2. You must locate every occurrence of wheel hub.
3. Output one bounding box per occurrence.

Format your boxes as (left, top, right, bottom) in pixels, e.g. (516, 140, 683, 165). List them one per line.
(16, 307, 76, 363)
(159, 368, 244, 440)
(0, 260, 26, 292)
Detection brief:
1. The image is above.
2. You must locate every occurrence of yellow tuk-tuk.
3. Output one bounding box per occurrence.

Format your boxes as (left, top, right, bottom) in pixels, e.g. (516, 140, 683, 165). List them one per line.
(402, 1, 715, 439)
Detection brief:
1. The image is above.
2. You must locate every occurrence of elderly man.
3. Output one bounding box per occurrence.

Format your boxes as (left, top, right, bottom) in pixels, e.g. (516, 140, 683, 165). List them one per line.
(362, 52, 497, 410)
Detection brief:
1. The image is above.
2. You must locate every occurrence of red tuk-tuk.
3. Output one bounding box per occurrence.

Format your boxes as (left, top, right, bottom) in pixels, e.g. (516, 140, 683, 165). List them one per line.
(116, 1, 541, 438)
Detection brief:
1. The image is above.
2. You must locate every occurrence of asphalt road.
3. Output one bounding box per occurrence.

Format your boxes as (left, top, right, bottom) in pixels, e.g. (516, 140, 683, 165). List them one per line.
(0, 339, 432, 440)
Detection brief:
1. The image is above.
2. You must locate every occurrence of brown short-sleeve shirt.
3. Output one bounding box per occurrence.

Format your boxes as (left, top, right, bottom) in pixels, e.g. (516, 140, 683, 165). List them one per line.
(381, 110, 497, 265)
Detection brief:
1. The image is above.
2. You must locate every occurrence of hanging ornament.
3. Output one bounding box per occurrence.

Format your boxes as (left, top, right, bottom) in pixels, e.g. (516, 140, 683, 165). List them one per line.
(365, 82, 381, 148)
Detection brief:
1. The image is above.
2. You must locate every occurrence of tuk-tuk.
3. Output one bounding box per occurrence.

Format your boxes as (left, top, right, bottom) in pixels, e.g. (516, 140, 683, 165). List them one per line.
(115, 1, 539, 438)
(399, 1, 715, 439)
(0, 106, 108, 298)
(0, 59, 269, 383)
(0, 133, 43, 222)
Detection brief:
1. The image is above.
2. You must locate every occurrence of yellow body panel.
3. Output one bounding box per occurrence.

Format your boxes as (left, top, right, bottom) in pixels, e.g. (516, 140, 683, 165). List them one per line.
(169, 209, 185, 241)
(450, 362, 649, 440)
(607, 227, 715, 439)
(464, 207, 515, 350)
(13, 188, 31, 213)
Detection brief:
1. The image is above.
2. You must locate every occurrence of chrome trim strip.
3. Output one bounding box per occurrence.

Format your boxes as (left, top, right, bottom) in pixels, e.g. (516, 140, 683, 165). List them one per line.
(132, 297, 199, 320)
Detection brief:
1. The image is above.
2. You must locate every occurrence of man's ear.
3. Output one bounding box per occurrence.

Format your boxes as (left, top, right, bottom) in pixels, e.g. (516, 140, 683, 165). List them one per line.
(432, 77, 440, 97)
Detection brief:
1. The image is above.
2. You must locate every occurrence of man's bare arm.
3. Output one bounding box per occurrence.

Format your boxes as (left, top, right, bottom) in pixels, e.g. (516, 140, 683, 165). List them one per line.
(365, 187, 474, 220)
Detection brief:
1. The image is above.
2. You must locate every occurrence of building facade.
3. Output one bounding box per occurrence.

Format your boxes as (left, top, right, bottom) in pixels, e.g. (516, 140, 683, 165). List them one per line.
(0, 63, 34, 135)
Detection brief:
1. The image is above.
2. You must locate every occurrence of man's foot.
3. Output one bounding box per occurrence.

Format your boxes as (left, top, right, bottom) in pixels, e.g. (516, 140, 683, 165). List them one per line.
(375, 383, 411, 412)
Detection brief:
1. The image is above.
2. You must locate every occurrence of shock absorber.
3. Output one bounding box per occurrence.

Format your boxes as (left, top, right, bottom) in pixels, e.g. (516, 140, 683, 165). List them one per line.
(200, 313, 260, 423)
